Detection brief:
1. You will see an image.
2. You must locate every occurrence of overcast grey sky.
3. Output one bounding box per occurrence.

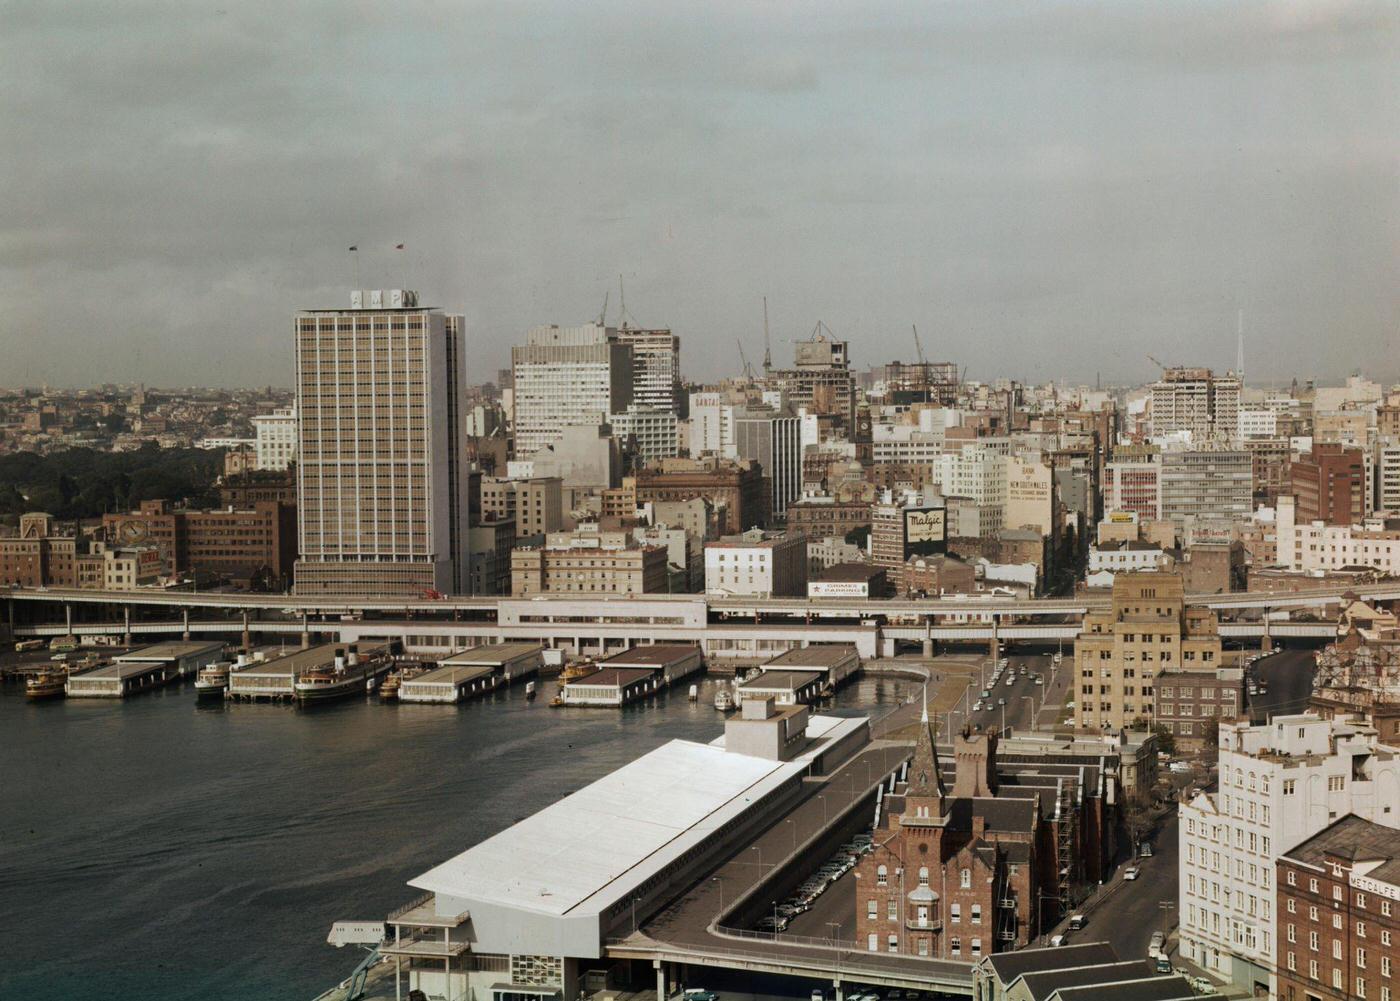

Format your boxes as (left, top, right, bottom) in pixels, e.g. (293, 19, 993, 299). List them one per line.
(2, 1, 1396, 389)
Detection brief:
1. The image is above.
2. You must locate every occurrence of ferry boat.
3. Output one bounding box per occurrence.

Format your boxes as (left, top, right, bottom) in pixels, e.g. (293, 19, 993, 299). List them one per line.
(26, 669, 67, 701)
(713, 687, 736, 712)
(194, 661, 232, 700)
(379, 664, 427, 702)
(294, 652, 390, 706)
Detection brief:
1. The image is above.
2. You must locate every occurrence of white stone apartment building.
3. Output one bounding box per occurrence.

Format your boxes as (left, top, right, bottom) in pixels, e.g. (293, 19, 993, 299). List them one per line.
(1276, 496, 1400, 576)
(1178, 714, 1400, 995)
(704, 530, 807, 598)
(252, 406, 298, 471)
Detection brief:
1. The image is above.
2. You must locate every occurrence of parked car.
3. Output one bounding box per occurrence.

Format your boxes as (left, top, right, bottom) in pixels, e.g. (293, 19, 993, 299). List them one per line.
(683, 991, 719, 1001)
(1123, 866, 1140, 880)
(1034, 676, 1043, 686)
(1068, 914, 1087, 930)
(997, 697, 1006, 706)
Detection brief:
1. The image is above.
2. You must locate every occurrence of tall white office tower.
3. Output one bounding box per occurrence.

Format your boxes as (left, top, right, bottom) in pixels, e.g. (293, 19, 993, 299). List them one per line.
(511, 323, 633, 457)
(293, 289, 471, 597)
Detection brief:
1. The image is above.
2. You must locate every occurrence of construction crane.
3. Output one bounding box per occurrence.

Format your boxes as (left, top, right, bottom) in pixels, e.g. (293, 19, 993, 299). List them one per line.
(1147, 354, 1170, 373)
(596, 291, 609, 327)
(912, 324, 929, 402)
(737, 339, 755, 380)
(762, 296, 772, 375)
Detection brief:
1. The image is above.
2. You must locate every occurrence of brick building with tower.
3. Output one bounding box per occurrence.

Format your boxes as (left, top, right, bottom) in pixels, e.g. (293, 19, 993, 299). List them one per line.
(853, 716, 1041, 961)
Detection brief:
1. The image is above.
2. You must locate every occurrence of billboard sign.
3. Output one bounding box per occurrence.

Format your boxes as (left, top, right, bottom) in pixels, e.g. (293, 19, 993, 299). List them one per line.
(904, 506, 947, 558)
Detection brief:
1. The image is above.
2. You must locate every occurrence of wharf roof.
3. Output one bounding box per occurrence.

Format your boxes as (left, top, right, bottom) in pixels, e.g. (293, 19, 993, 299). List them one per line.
(114, 640, 225, 662)
(738, 670, 823, 692)
(765, 645, 858, 669)
(564, 667, 655, 688)
(440, 642, 542, 667)
(602, 644, 702, 668)
(410, 716, 868, 919)
(407, 662, 495, 687)
(984, 942, 1119, 982)
(232, 642, 385, 676)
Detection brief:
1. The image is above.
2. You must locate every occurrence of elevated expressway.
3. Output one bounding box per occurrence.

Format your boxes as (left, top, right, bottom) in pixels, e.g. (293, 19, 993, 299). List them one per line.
(4, 583, 1391, 658)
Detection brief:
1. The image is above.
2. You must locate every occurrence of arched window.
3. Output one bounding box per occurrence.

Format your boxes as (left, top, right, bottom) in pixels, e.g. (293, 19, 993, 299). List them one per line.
(960, 868, 971, 889)
(877, 865, 888, 886)
(918, 866, 930, 886)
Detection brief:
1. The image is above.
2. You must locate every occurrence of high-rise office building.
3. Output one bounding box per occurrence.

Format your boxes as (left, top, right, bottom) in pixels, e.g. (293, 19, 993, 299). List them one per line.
(293, 290, 471, 596)
(1149, 367, 1241, 441)
(734, 407, 802, 520)
(1159, 447, 1253, 533)
(1289, 443, 1366, 526)
(511, 323, 633, 457)
(614, 327, 680, 414)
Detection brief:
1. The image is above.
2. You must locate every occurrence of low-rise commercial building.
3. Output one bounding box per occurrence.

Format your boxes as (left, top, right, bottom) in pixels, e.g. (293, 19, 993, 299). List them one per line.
(511, 533, 668, 596)
(704, 531, 806, 598)
(1153, 667, 1243, 752)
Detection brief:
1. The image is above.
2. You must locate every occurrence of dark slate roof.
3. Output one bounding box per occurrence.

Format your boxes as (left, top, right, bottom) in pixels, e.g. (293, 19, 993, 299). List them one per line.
(984, 942, 1120, 982)
(1050, 976, 1197, 1001)
(1018, 961, 1155, 1000)
(1282, 813, 1400, 885)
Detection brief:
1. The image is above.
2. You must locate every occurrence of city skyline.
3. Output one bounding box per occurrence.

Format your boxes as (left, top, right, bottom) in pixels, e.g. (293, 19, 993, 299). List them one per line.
(2, 2, 1396, 388)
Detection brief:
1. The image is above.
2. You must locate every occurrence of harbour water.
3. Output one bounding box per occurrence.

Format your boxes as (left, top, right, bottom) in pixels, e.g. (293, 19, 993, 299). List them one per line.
(0, 673, 919, 1001)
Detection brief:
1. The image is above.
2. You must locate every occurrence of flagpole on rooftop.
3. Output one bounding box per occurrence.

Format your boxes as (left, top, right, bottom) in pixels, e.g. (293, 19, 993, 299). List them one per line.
(348, 246, 359, 290)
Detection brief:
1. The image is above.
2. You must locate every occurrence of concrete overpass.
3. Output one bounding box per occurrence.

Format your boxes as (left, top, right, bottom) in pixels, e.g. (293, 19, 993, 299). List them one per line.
(4, 583, 1376, 659)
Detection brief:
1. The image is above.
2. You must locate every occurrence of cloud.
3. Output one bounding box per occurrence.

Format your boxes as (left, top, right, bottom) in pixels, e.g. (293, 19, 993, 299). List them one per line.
(0, 0, 1395, 388)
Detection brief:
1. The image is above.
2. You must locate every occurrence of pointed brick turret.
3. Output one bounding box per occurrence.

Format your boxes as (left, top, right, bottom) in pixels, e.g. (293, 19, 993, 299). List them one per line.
(904, 688, 948, 823)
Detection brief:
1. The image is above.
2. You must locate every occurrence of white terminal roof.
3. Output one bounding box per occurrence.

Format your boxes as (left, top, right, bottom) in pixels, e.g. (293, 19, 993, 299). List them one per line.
(410, 715, 866, 920)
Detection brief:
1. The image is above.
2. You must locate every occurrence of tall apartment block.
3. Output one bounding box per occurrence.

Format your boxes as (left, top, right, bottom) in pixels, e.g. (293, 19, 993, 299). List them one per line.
(511, 323, 633, 457)
(293, 290, 471, 597)
(1149, 366, 1241, 441)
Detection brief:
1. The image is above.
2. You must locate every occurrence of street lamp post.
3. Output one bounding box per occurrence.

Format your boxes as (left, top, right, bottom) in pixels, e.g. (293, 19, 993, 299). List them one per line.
(1021, 695, 1036, 732)
(787, 818, 797, 852)
(752, 845, 763, 872)
(713, 876, 724, 916)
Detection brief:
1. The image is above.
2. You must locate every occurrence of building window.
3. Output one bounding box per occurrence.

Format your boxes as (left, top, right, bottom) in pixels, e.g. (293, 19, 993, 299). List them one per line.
(950, 937, 960, 956)
(971, 905, 982, 925)
(877, 865, 887, 887)
(960, 868, 971, 889)
(867, 899, 877, 919)
(887, 934, 898, 953)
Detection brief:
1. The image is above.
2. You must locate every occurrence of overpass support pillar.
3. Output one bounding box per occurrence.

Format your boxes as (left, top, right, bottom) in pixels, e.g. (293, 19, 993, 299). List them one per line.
(65, 603, 72, 636)
(182, 608, 190, 641)
(241, 611, 251, 652)
(653, 960, 666, 1001)
(922, 616, 934, 658)
(1261, 610, 1273, 653)
(833, 981, 843, 1001)
(301, 613, 310, 650)
(123, 605, 131, 646)
(989, 616, 999, 659)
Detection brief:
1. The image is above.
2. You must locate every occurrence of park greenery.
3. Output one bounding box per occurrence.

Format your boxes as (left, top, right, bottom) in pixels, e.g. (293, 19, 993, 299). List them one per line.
(0, 444, 225, 521)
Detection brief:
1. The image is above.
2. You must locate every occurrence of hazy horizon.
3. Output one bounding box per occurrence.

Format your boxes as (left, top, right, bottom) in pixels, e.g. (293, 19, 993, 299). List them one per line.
(3, 1, 1396, 388)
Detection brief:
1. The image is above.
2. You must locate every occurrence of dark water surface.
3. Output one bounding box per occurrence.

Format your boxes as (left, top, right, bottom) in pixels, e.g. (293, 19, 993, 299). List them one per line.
(0, 674, 916, 1001)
